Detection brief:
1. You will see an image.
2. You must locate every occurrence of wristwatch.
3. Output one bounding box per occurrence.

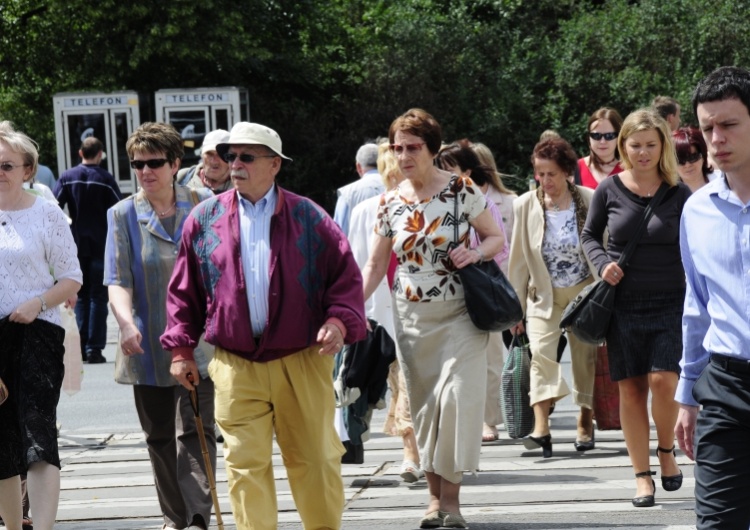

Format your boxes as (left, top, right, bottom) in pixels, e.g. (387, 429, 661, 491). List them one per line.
(38, 295, 47, 312)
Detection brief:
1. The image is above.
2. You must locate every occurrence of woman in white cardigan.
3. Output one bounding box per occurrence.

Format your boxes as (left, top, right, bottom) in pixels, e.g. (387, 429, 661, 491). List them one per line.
(508, 137, 598, 458)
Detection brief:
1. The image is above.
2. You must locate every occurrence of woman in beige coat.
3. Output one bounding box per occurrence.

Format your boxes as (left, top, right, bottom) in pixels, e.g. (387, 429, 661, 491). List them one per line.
(508, 137, 598, 458)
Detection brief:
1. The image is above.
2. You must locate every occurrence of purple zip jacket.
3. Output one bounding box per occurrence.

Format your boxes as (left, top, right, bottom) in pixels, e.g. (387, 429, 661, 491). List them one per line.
(160, 186, 367, 362)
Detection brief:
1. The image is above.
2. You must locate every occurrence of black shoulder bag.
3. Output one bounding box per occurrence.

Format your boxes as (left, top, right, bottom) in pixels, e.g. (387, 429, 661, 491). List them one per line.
(559, 183, 669, 344)
(452, 186, 523, 332)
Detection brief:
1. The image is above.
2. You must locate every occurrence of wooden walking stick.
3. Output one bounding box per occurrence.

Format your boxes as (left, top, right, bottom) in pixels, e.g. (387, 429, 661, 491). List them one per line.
(187, 373, 225, 530)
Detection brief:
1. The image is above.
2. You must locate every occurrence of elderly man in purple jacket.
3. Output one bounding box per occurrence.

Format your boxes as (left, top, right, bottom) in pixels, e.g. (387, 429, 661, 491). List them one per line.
(160, 122, 367, 530)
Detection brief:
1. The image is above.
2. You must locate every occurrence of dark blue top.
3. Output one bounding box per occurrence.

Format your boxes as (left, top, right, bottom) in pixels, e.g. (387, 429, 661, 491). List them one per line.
(54, 163, 122, 258)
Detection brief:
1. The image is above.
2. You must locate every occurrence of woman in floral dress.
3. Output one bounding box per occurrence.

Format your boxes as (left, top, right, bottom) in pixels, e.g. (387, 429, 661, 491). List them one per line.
(361, 109, 504, 529)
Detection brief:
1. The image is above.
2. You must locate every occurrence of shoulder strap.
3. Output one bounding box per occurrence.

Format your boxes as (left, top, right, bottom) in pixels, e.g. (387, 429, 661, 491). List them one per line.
(617, 182, 669, 269)
(452, 176, 460, 244)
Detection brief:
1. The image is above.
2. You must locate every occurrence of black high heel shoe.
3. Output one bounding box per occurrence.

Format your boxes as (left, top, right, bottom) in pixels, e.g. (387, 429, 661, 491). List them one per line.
(574, 428, 595, 452)
(656, 445, 683, 492)
(522, 434, 553, 458)
(632, 470, 656, 507)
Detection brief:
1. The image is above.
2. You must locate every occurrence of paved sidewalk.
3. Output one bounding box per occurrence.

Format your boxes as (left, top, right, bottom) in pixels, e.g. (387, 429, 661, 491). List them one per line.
(40, 315, 698, 529)
(50, 407, 697, 530)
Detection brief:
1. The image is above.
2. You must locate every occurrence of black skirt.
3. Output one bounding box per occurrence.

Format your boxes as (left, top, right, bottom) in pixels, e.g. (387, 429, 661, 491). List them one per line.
(0, 317, 65, 479)
(606, 288, 684, 382)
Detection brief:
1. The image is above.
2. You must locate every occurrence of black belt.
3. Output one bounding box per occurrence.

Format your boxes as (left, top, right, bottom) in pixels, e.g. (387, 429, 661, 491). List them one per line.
(710, 353, 750, 374)
(253, 335, 262, 344)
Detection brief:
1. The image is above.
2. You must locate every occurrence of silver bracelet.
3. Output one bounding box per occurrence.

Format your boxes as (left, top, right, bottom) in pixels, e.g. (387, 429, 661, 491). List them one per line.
(474, 248, 485, 262)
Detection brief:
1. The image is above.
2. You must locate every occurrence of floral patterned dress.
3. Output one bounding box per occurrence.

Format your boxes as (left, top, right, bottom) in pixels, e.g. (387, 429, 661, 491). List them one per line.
(374, 175, 490, 483)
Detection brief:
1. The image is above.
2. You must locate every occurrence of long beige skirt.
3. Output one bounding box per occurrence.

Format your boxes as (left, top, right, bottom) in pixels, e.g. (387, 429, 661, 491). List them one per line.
(394, 297, 488, 484)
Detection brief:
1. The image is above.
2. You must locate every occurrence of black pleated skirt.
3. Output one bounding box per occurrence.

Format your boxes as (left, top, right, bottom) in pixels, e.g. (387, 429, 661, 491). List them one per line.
(606, 288, 684, 382)
(0, 318, 65, 479)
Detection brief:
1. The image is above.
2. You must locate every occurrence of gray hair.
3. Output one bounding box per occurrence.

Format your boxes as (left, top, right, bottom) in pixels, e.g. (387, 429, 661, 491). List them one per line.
(356, 143, 379, 169)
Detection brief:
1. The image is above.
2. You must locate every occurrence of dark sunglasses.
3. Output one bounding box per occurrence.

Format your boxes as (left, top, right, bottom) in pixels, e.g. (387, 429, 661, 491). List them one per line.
(130, 158, 169, 170)
(222, 152, 277, 164)
(589, 132, 618, 142)
(678, 152, 702, 165)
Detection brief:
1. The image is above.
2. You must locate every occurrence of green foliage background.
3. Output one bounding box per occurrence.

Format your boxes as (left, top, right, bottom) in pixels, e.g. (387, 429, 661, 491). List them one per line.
(1, 0, 747, 209)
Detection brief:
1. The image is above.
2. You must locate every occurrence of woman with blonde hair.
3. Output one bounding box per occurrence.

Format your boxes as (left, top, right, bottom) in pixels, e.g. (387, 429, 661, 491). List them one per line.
(471, 142, 517, 255)
(0, 122, 82, 530)
(581, 109, 691, 507)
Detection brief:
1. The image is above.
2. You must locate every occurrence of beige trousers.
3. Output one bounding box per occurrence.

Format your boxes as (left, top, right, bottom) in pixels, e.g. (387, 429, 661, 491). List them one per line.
(526, 279, 597, 408)
(209, 347, 345, 530)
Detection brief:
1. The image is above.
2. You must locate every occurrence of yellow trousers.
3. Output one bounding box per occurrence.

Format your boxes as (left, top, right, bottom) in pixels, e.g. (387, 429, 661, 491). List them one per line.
(209, 346, 345, 530)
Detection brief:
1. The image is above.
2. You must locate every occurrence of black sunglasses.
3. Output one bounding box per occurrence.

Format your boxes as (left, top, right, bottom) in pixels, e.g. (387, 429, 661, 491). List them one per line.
(678, 152, 702, 165)
(589, 131, 618, 141)
(222, 152, 277, 164)
(130, 158, 169, 170)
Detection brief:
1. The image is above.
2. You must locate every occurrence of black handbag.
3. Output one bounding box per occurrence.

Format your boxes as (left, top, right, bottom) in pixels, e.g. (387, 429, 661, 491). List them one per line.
(452, 186, 523, 332)
(560, 183, 669, 344)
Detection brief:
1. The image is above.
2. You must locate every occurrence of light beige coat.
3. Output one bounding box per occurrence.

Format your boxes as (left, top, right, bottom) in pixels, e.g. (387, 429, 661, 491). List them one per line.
(508, 186, 598, 320)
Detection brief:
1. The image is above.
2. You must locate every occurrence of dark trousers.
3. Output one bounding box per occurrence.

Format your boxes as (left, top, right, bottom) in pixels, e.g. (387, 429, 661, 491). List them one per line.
(693, 359, 750, 529)
(75, 256, 109, 356)
(133, 379, 216, 529)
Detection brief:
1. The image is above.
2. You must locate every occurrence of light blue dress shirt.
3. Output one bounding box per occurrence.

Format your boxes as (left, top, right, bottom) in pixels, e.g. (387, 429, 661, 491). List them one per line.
(238, 186, 277, 336)
(676, 175, 750, 406)
(333, 170, 384, 236)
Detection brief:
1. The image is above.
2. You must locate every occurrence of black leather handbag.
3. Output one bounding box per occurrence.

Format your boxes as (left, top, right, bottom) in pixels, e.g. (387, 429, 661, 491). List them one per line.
(560, 183, 668, 344)
(453, 188, 523, 332)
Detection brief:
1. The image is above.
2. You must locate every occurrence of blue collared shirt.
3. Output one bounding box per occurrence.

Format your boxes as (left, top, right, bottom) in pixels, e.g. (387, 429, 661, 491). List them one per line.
(238, 186, 277, 336)
(676, 175, 750, 406)
(333, 170, 384, 236)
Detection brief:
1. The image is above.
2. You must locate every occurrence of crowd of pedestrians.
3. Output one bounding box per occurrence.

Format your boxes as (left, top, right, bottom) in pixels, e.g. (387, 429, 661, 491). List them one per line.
(1, 65, 750, 530)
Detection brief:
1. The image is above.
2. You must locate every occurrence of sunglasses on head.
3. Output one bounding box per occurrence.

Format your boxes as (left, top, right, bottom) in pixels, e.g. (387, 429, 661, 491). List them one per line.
(389, 142, 425, 155)
(678, 152, 702, 165)
(589, 132, 618, 142)
(222, 152, 277, 164)
(130, 158, 169, 170)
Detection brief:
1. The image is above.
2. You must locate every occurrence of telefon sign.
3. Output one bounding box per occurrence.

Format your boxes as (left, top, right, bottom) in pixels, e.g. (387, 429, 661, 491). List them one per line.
(63, 96, 135, 108)
(164, 92, 229, 104)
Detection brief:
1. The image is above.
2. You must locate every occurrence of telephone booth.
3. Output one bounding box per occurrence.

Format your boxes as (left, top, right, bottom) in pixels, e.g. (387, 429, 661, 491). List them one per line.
(53, 91, 141, 194)
(154, 87, 249, 167)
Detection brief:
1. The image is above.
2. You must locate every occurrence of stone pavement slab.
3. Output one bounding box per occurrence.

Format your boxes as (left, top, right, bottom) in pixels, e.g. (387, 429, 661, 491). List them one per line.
(47, 406, 698, 530)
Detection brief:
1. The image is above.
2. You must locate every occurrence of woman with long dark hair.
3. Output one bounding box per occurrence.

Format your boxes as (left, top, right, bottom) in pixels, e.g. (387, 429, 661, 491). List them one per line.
(578, 107, 624, 188)
(508, 137, 598, 459)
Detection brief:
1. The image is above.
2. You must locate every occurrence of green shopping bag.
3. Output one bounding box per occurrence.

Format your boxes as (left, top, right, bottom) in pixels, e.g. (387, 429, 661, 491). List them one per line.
(501, 333, 534, 439)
